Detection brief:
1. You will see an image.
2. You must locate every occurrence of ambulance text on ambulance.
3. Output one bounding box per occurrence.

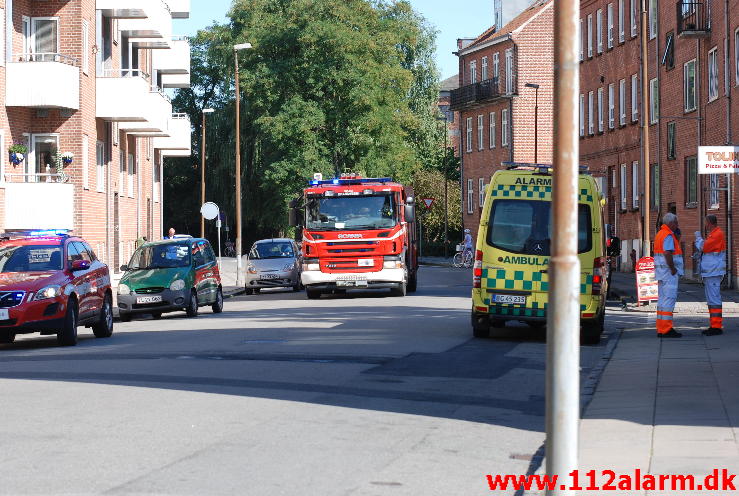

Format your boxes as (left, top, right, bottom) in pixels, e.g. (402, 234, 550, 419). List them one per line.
(501, 256, 550, 266)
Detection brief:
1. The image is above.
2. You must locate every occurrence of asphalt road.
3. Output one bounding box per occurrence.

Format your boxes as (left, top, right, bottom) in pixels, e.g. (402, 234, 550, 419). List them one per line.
(0, 267, 631, 495)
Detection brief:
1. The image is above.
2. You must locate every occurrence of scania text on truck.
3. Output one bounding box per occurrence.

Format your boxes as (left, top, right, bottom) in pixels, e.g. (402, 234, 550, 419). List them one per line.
(289, 173, 418, 299)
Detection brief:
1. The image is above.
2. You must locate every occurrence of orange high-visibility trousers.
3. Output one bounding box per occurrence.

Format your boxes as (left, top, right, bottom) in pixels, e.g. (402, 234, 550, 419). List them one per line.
(656, 274, 678, 334)
(704, 276, 723, 329)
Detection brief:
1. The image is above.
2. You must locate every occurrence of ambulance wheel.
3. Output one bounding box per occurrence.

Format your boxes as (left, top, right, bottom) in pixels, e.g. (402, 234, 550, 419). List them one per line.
(581, 313, 604, 345)
(306, 288, 321, 299)
(472, 313, 490, 338)
(527, 321, 546, 329)
(407, 271, 418, 292)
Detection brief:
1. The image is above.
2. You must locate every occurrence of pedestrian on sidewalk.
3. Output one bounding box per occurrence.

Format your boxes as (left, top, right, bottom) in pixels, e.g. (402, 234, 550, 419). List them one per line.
(654, 213, 684, 338)
(694, 214, 726, 336)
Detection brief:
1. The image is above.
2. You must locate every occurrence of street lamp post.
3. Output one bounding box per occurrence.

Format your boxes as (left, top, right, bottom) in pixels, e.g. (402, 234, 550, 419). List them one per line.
(200, 108, 215, 238)
(436, 113, 450, 259)
(233, 42, 252, 288)
(525, 83, 540, 164)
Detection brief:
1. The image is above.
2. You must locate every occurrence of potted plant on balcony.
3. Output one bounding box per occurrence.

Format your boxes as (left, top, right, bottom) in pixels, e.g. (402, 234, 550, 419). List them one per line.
(8, 143, 27, 165)
(61, 152, 74, 165)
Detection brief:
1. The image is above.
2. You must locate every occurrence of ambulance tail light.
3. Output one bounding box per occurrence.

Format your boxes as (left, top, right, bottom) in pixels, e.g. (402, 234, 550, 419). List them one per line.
(473, 250, 483, 288)
(592, 257, 605, 295)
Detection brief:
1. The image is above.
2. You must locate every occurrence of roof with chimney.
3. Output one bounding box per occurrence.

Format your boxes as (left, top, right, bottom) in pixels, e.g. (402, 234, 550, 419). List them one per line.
(460, 0, 553, 54)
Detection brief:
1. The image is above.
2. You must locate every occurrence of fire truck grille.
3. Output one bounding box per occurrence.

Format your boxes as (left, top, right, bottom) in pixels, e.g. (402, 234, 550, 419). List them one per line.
(326, 241, 378, 246)
(328, 248, 374, 253)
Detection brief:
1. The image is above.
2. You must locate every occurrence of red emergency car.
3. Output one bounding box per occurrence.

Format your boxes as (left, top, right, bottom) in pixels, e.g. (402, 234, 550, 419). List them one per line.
(0, 230, 114, 346)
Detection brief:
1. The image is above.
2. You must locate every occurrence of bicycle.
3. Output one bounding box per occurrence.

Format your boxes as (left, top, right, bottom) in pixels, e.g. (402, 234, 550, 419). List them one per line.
(452, 245, 473, 268)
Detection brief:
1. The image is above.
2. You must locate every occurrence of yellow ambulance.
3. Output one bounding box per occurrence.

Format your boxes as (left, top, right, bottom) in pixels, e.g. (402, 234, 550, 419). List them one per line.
(470, 164, 608, 344)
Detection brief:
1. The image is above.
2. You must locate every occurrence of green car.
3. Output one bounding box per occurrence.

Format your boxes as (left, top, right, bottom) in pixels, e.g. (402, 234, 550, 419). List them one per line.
(117, 238, 223, 321)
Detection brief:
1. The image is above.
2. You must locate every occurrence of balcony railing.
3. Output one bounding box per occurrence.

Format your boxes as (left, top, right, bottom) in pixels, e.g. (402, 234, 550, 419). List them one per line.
(15, 52, 78, 66)
(100, 68, 151, 81)
(3, 172, 67, 184)
(450, 78, 504, 111)
(676, 1, 710, 37)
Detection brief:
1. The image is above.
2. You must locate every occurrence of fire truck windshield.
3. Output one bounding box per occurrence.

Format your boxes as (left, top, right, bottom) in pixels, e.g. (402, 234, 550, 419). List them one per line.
(306, 194, 397, 230)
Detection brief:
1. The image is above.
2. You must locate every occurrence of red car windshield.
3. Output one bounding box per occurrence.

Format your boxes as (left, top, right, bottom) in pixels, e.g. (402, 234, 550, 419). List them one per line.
(0, 244, 64, 272)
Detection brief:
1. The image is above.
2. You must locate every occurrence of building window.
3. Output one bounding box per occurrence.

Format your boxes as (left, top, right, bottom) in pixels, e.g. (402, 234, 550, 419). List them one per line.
(469, 60, 477, 84)
(597, 87, 604, 133)
(663, 32, 674, 70)
(119, 150, 126, 196)
(650, 164, 660, 209)
(501, 109, 509, 146)
(0, 9, 4, 67)
(607, 3, 614, 49)
(579, 94, 585, 136)
(96, 141, 105, 192)
(505, 49, 514, 94)
(708, 47, 719, 102)
(631, 74, 638, 121)
(667, 122, 676, 159)
(481, 56, 488, 80)
(479, 178, 485, 207)
(580, 18, 584, 61)
(709, 174, 719, 208)
(466, 117, 472, 152)
(0, 131, 4, 181)
(619, 79, 626, 125)
(649, 0, 657, 39)
(489, 112, 496, 148)
(493, 53, 499, 79)
(684, 59, 696, 111)
(82, 20, 89, 74)
(596, 9, 603, 54)
(618, 0, 625, 42)
(587, 14, 593, 58)
(588, 91, 595, 135)
(686, 156, 698, 205)
(467, 178, 474, 214)
(26, 18, 59, 62)
(82, 135, 89, 190)
(630, 0, 638, 37)
(154, 161, 161, 203)
(736, 28, 739, 86)
(649, 78, 658, 124)
(620, 163, 627, 210)
(608, 83, 615, 129)
(632, 161, 639, 208)
(477, 114, 484, 150)
(128, 152, 135, 198)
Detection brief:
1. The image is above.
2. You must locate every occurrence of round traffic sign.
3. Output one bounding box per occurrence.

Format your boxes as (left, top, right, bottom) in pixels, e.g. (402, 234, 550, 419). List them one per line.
(200, 202, 220, 220)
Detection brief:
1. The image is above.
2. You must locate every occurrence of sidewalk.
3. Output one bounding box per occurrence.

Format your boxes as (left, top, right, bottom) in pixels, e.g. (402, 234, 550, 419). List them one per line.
(419, 256, 454, 267)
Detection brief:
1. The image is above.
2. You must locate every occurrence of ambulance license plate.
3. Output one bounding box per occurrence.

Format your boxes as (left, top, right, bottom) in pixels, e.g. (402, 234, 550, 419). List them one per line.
(492, 294, 526, 305)
(0, 309, 8, 320)
(136, 296, 163, 304)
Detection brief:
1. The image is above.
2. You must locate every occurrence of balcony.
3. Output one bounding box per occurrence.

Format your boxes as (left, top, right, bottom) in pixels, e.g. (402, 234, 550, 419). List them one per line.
(117, 0, 172, 41)
(450, 78, 506, 111)
(96, 70, 151, 122)
(676, 1, 710, 37)
(161, 73, 190, 89)
(5, 54, 79, 110)
(165, 0, 190, 19)
(118, 89, 173, 135)
(154, 113, 192, 157)
(3, 181, 74, 231)
(152, 37, 190, 74)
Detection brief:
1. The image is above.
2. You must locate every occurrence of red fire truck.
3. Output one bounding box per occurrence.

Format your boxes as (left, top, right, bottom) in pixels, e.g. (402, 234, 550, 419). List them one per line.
(290, 173, 418, 299)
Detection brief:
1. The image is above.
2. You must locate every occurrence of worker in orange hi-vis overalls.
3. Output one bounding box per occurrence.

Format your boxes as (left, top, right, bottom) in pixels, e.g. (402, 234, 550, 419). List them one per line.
(694, 214, 727, 336)
(654, 213, 684, 338)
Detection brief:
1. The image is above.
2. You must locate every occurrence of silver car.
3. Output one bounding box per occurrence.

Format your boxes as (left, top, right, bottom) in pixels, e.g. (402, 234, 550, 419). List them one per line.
(244, 238, 302, 294)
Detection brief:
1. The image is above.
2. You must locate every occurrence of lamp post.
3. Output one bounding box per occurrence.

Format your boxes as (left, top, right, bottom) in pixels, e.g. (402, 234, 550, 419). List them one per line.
(233, 42, 252, 288)
(436, 112, 450, 259)
(200, 108, 215, 238)
(525, 83, 540, 163)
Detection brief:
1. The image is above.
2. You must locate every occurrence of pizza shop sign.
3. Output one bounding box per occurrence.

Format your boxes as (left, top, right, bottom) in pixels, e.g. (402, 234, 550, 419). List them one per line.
(699, 146, 739, 174)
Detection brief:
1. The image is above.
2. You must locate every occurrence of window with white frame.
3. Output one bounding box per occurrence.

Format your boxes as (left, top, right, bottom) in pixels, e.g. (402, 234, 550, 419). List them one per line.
(82, 20, 89, 74)
(469, 60, 477, 84)
(620, 163, 627, 210)
(0, 130, 4, 181)
(493, 53, 499, 79)
(501, 109, 509, 146)
(489, 112, 496, 148)
(467, 178, 474, 214)
(630, 0, 638, 37)
(708, 47, 719, 101)
(587, 14, 593, 57)
(608, 83, 615, 129)
(684, 59, 696, 111)
(631, 74, 638, 121)
(607, 3, 614, 49)
(82, 134, 89, 189)
(580, 18, 584, 61)
(0, 9, 5, 67)
(27, 17, 59, 62)
(96, 141, 105, 192)
(649, 78, 658, 124)
(466, 117, 472, 152)
(505, 49, 513, 94)
(477, 114, 484, 150)
(481, 56, 488, 80)
(709, 174, 719, 208)
(649, 0, 657, 39)
(580, 94, 585, 136)
(119, 150, 125, 196)
(127, 152, 135, 198)
(596, 9, 603, 53)
(632, 161, 639, 208)
(588, 91, 595, 134)
(618, 0, 625, 42)
(479, 178, 485, 207)
(619, 79, 626, 125)
(154, 159, 161, 203)
(598, 87, 604, 132)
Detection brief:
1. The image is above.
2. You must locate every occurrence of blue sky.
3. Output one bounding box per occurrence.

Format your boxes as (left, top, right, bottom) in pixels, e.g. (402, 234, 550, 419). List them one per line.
(179, 0, 496, 79)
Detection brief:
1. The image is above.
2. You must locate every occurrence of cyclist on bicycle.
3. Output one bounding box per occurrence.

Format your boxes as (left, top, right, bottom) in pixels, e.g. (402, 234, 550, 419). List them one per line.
(462, 229, 473, 259)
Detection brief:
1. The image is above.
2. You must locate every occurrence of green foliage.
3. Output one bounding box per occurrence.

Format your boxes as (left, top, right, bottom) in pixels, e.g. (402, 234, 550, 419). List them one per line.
(164, 0, 447, 245)
(412, 168, 462, 251)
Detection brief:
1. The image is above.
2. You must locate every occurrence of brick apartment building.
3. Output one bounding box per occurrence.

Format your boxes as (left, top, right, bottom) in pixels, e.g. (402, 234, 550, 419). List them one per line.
(451, 0, 554, 240)
(0, 0, 191, 273)
(438, 74, 460, 157)
(580, 0, 739, 286)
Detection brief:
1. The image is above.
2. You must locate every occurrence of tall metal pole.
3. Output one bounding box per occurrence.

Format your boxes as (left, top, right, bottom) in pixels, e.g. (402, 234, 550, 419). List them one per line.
(641, 0, 651, 256)
(443, 118, 449, 259)
(534, 86, 539, 163)
(546, 0, 580, 492)
(201, 111, 206, 238)
(234, 49, 244, 287)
